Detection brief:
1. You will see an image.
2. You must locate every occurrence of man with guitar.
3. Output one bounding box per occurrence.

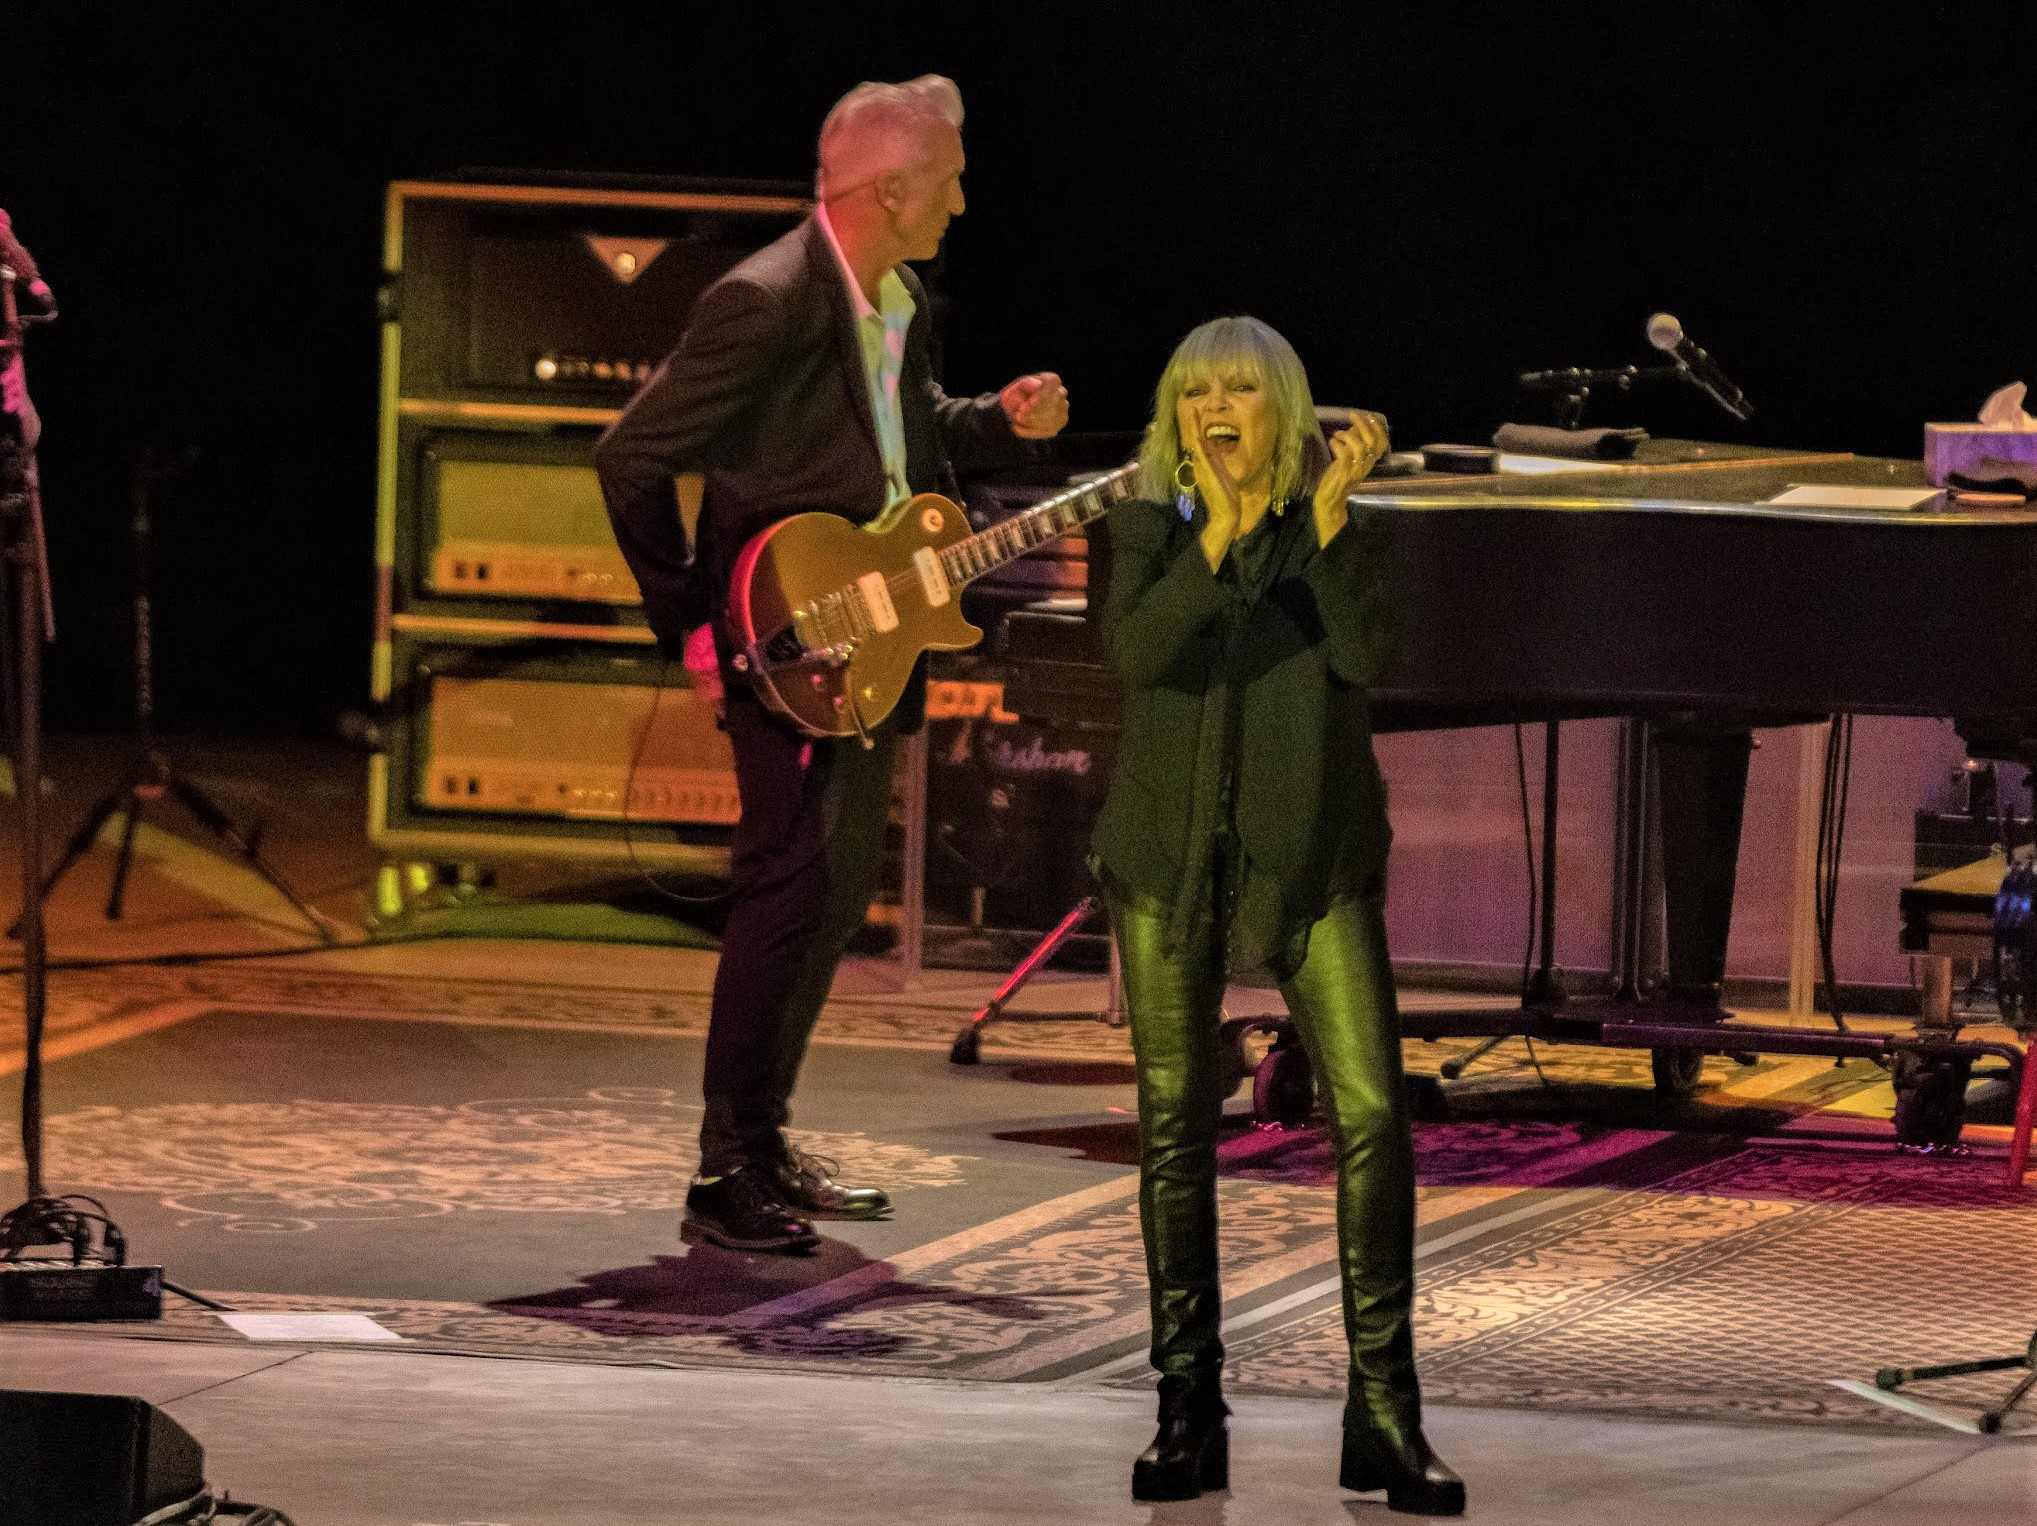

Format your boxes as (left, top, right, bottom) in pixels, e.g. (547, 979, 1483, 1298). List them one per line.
(596, 74, 1068, 1253)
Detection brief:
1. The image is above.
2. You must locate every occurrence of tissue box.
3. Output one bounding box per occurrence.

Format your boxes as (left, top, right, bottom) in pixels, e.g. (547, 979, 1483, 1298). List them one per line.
(1924, 423, 2037, 486)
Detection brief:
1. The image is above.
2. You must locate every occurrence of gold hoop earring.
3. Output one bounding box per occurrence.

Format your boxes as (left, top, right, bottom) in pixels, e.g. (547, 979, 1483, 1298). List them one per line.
(1174, 453, 1197, 492)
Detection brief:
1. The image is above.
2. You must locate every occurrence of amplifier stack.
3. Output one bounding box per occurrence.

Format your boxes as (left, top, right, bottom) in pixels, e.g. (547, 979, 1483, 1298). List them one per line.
(371, 174, 806, 870)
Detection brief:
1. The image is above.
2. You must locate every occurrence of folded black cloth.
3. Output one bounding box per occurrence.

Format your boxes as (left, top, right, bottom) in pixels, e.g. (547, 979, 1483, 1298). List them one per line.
(1491, 423, 1649, 459)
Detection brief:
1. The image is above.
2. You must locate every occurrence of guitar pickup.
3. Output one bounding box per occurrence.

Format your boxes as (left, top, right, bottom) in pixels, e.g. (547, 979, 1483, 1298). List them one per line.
(856, 571, 900, 632)
(911, 547, 950, 608)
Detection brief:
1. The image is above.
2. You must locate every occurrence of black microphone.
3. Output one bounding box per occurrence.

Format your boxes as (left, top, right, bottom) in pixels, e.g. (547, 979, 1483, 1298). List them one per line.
(0, 209, 58, 317)
(1646, 312, 1750, 421)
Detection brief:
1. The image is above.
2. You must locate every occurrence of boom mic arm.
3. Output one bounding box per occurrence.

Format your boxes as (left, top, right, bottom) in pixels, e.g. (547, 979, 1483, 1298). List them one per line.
(1517, 363, 1680, 392)
(1513, 361, 1684, 429)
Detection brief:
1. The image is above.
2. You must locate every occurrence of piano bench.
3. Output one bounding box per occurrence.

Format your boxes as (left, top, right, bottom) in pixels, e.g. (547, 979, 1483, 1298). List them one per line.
(1900, 853, 2008, 1029)
(1899, 852, 2037, 1186)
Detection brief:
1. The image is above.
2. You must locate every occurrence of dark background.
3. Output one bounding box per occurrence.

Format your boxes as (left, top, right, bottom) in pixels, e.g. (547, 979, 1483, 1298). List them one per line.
(8, 2, 2033, 736)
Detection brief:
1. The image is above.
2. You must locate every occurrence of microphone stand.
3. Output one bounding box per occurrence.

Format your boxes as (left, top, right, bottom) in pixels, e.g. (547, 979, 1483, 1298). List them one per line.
(0, 246, 78, 1262)
(0, 250, 224, 1313)
(1515, 362, 1686, 428)
(11, 444, 337, 944)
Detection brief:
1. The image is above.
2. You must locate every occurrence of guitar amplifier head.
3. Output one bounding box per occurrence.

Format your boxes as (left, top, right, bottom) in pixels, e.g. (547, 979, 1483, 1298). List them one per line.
(393, 417, 705, 616)
(372, 637, 738, 867)
(423, 672, 738, 824)
(390, 178, 807, 406)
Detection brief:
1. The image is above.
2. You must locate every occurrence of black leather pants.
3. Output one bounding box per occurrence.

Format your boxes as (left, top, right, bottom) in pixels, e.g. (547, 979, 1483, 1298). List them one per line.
(1109, 887, 1423, 1433)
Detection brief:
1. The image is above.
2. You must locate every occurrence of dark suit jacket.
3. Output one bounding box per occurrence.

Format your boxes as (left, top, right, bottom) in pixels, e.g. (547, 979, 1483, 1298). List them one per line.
(594, 217, 1027, 673)
(1090, 496, 1398, 959)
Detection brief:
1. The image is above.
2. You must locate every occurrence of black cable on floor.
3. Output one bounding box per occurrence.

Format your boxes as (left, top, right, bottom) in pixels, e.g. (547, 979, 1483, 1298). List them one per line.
(1509, 723, 1555, 1091)
(1513, 723, 1539, 1002)
(622, 654, 730, 908)
(144, 1490, 298, 1526)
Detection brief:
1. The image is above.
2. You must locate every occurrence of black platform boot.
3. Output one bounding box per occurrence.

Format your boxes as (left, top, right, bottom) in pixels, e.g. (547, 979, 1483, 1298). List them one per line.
(1131, 1373, 1230, 1502)
(1339, 1420, 1465, 1516)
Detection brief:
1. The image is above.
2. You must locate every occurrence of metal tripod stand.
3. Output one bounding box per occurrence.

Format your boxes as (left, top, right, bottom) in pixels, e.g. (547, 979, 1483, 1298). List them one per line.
(10, 446, 334, 943)
(1873, 1330, 2037, 1434)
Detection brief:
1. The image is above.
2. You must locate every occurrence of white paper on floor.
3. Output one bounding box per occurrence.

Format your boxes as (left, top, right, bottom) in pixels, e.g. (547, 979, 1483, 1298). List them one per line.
(215, 1313, 405, 1342)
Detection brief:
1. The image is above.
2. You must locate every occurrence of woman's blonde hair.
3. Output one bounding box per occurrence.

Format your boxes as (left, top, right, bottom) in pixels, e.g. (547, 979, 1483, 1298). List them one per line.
(1137, 315, 1323, 505)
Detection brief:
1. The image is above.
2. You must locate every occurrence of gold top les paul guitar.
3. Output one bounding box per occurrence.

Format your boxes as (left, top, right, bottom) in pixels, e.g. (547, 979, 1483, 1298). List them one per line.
(727, 462, 1140, 741)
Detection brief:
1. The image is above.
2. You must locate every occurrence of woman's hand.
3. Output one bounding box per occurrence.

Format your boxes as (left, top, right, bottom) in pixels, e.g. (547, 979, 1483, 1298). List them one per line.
(1194, 435, 1244, 571)
(1313, 410, 1389, 548)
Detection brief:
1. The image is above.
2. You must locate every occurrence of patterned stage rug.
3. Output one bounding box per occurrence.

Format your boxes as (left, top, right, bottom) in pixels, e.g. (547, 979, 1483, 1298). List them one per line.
(48, 1121, 2037, 1432)
(8, 966, 2035, 1430)
(2, 958, 1139, 1064)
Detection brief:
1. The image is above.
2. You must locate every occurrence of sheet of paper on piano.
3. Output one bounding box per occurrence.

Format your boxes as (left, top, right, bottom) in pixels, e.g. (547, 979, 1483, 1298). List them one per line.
(1764, 484, 1942, 511)
(1494, 454, 1627, 475)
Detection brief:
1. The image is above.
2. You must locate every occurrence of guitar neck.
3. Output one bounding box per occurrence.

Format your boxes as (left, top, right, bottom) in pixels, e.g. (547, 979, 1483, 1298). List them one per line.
(939, 462, 1140, 588)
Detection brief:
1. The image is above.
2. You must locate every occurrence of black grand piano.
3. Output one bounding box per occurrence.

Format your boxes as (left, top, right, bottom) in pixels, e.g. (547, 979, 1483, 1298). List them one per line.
(963, 441, 2037, 1145)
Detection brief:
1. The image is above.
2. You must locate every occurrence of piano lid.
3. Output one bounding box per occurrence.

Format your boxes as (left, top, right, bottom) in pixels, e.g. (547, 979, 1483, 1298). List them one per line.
(1351, 442, 2037, 527)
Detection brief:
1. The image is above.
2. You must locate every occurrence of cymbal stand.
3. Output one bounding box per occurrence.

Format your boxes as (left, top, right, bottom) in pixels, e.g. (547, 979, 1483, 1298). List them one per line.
(11, 446, 336, 943)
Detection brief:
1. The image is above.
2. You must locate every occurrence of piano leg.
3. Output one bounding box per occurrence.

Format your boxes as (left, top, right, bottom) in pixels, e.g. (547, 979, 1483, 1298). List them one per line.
(1652, 718, 1755, 1010)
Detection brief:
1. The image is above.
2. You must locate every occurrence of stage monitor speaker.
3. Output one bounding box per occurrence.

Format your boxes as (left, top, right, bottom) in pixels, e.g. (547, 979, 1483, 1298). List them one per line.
(0, 1388, 208, 1525)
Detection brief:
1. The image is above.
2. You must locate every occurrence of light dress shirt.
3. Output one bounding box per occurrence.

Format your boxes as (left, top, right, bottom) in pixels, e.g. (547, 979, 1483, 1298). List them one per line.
(814, 203, 914, 509)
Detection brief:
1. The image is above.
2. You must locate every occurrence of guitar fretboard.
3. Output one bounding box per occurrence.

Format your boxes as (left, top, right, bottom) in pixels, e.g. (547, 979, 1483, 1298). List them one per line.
(938, 463, 1140, 586)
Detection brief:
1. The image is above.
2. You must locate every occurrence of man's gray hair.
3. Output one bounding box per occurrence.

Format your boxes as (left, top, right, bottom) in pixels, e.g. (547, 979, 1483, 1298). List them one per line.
(816, 74, 964, 200)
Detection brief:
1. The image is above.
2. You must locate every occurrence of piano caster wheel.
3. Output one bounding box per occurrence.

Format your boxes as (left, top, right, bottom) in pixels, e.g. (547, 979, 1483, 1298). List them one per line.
(1405, 1073, 1450, 1121)
(1251, 1036, 1314, 1128)
(1220, 1014, 1279, 1098)
(1650, 1045, 1704, 1101)
(1892, 1052, 1972, 1149)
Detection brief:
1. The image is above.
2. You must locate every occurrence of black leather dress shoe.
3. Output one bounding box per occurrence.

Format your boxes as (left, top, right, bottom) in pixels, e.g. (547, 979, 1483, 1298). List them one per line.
(1339, 1422, 1465, 1516)
(1132, 1373, 1229, 1503)
(769, 1150, 892, 1220)
(681, 1167, 820, 1253)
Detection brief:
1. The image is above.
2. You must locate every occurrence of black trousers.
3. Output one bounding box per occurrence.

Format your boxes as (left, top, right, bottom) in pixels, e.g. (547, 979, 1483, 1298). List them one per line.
(1109, 885, 1423, 1436)
(698, 696, 897, 1177)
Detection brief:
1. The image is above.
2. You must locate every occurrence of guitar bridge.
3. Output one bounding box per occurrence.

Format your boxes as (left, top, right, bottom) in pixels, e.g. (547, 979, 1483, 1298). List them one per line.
(755, 624, 813, 671)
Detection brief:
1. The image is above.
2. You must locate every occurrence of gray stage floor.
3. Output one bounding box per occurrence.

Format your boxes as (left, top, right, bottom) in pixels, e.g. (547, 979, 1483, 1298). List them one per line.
(3, 1327, 2029, 1525)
